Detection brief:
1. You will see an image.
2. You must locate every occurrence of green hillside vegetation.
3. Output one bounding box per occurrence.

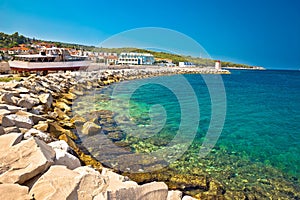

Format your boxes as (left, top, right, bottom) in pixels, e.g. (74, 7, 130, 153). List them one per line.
(0, 32, 32, 48)
(0, 32, 256, 68)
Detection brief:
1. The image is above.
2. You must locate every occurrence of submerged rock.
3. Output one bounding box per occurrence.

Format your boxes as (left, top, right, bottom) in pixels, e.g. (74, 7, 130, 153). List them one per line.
(70, 114, 86, 126)
(81, 121, 102, 136)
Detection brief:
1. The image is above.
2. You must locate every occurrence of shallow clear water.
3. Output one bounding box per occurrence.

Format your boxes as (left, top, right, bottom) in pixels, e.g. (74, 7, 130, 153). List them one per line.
(76, 69, 300, 197)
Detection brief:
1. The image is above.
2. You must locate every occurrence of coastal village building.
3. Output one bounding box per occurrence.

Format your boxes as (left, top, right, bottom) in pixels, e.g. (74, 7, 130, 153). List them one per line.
(179, 62, 196, 67)
(155, 58, 176, 67)
(118, 52, 155, 65)
(106, 55, 118, 65)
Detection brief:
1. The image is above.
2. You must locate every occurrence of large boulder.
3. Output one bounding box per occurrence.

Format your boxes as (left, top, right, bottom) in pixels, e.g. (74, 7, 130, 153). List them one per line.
(102, 168, 138, 192)
(29, 165, 109, 200)
(0, 138, 55, 184)
(0, 184, 31, 200)
(17, 95, 39, 110)
(0, 132, 23, 151)
(48, 122, 77, 139)
(29, 165, 79, 200)
(24, 128, 53, 143)
(107, 181, 168, 200)
(74, 166, 109, 199)
(48, 140, 81, 170)
(16, 110, 45, 124)
(101, 168, 168, 200)
(2, 110, 46, 129)
(0, 93, 19, 105)
(81, 121, 101, 135)
(167, 190, 183, 200)
(2, 113, 34, 129)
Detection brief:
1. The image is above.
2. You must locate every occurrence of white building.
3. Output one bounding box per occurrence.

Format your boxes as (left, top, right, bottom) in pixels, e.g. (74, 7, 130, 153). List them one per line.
(118, 52, 155, 65)
(178, 62, 195, 67)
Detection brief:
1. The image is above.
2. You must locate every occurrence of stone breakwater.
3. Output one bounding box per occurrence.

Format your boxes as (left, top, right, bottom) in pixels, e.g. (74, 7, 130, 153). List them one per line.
(0, 67, 225, 200)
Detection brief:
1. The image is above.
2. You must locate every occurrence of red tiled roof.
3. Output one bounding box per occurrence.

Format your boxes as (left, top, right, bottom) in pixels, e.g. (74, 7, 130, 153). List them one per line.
(106, 55, 118, 59)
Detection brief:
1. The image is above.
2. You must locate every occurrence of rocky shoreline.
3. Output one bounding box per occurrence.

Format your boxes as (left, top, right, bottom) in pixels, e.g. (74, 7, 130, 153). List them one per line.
(0, 67, 229, 200)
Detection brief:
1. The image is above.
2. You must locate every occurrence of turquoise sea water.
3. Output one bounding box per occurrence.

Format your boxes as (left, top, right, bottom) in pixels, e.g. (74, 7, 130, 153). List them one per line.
(77, 69, 300, 197)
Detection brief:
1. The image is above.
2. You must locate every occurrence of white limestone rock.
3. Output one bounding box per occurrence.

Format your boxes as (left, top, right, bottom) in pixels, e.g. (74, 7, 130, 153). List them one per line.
(182, 196, 198, 200)
(167, 190, 183, 200)
(0, 138, 55, 184)
(107, 181, 168, 200)
(48, 140, 81, 170)
(30, 165, 109, 200)
(24, 128, 53, 143)
(29, 165, 79, 200)
(0, 132, 23, 151)
(0, 184, 31, 200)
(74, 166, 109, 200)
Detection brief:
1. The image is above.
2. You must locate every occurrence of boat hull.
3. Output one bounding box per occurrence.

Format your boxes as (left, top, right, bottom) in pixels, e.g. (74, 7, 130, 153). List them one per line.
(8, 60, 90, 71)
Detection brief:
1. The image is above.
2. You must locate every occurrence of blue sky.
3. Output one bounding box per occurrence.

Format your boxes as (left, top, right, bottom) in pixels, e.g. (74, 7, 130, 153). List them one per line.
(0, 0, 299, 69)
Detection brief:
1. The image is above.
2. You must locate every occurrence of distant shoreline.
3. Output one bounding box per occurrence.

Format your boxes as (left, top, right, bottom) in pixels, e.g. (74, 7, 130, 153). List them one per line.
(222, 66, 266, 70)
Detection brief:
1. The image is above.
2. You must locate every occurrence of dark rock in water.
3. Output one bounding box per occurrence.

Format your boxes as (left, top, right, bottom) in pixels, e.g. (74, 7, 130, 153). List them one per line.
(107, 131, 125, 141)
(114, 141, 131, 148)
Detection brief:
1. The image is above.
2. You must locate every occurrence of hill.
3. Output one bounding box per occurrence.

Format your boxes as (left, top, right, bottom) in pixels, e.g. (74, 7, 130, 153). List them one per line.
(0, 32, 260, 68)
